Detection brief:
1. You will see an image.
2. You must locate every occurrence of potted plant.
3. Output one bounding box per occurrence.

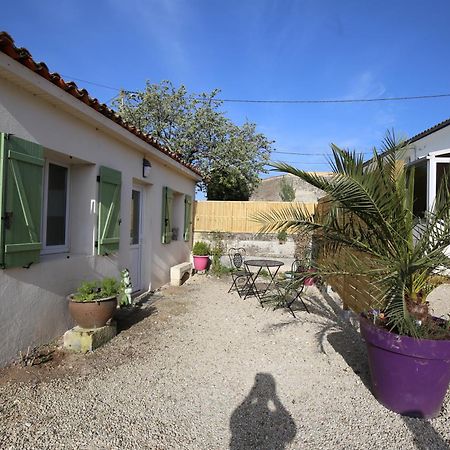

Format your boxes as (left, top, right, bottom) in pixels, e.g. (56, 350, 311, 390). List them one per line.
(258, 132, 450, 418)
(68, 277, 121, 329)
(192, 241, 211, 271)
(277, 230, 287, 244)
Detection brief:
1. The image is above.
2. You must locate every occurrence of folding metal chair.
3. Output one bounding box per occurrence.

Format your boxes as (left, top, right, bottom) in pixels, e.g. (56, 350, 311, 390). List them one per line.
(284, 279, 310, 317)
(279, 260, 310, 317)
(284, 259, 307, 280)
(228, 247, 252, 297)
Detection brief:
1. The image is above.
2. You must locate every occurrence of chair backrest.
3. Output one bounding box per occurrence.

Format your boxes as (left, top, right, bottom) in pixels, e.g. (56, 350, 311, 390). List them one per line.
(291, 259, 306, 274)
(228, 247, 246, 270)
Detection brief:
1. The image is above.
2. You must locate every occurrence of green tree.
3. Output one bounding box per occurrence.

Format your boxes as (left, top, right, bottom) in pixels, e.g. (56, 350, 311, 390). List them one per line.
(114, 81, 273, 200)
(279, 175, 296, 201)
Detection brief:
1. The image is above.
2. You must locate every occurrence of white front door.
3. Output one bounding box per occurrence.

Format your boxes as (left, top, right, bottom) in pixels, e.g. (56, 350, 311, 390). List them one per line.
(129, 186, 142, 292)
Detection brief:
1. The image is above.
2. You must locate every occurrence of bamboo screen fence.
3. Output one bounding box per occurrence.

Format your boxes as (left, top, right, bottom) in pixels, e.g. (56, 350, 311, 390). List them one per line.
(315, 197, 380, 313)
(193, 201, 316, 234)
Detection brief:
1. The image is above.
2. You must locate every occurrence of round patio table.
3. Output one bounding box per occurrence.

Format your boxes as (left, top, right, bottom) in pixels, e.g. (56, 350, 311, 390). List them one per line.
(243, 259, 284, 303)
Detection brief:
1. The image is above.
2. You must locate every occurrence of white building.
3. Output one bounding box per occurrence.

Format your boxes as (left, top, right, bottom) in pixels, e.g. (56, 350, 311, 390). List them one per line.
(402, 119, 450, 216)
(0, 32, 201, 366)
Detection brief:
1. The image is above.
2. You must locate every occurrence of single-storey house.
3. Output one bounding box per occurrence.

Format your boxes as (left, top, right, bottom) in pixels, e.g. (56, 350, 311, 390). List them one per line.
(364, 119, 450, 217)
(402, 118, 450, 216)
(0, 32, 201, 366)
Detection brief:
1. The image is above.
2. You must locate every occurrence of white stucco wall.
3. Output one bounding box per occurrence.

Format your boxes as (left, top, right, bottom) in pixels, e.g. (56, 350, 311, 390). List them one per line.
(0, 56, 199, 366)
(406, 125, 450, 161)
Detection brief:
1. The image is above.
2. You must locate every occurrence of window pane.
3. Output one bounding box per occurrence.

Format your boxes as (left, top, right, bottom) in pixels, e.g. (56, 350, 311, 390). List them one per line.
(46, 163, 67, 246)
(412, 163, 427, 217)
(130, 190, 140, 245)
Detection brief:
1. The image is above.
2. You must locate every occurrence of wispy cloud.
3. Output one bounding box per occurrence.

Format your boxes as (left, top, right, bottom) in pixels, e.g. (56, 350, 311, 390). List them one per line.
(344, 70, 386, 99)
(107, 0, 190, 75)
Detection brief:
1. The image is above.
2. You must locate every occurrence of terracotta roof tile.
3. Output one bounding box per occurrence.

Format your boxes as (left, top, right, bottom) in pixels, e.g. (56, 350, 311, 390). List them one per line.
(0, 32, 201, 177)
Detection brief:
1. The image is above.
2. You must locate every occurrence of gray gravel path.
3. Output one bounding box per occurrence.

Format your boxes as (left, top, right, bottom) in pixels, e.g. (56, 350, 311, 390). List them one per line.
(0, 276, 449, 449)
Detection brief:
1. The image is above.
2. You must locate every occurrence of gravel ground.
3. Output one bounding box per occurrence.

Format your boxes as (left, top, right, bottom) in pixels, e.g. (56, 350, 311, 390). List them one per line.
(0, 275, 449, 449)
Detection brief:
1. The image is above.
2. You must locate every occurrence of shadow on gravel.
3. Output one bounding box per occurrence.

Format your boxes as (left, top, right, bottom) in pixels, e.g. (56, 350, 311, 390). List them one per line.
(306, 289, 371, 388)
(403, 416, 449, 449)
(263, 287, 372, 389)
(327, 330, 371, 389)
(115, 304, 157, 333)
(312, 291, 449, 448)
(229, 373, 296, 450)
(263, 287, 449, 447)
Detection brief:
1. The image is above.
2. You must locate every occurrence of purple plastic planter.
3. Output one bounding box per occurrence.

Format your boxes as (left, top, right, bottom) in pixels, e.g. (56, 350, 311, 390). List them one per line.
(359, 315, 450, 418)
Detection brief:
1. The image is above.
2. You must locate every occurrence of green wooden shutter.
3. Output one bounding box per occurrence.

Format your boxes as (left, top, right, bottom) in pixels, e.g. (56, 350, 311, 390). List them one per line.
(183, 194, 192, 241)
(98, 166, 121, 255)
(161, 186, 173, 244)
(0, 133, 44, 268)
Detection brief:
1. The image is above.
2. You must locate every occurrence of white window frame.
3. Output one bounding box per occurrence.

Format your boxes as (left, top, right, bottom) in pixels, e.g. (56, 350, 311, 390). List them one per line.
(41, 160, 70, 254)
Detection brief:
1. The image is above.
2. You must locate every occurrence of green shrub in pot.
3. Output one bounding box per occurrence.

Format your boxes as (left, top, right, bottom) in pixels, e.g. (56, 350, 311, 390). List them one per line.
(192, 241, 211, 256)
(71, 278, 121, 302)
(68, 277, 121, 329)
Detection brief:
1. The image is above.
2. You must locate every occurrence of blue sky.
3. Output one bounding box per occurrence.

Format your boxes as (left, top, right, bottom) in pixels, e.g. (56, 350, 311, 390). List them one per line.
(3, 0, 450, 173)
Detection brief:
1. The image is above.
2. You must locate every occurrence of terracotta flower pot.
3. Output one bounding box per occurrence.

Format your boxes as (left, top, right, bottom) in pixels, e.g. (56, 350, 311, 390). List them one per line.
(68, 295, 117, 329)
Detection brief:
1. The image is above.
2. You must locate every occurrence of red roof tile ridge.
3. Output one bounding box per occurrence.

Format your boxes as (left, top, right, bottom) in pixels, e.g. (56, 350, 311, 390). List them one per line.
(0, 31, 201, 177)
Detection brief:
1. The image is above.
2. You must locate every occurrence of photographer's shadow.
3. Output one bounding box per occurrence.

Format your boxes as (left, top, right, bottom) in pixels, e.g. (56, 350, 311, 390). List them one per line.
(230, 373, 296, 450)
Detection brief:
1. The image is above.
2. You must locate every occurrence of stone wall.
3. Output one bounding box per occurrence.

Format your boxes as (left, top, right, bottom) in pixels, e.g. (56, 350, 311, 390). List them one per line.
(193, 231, 310, 259)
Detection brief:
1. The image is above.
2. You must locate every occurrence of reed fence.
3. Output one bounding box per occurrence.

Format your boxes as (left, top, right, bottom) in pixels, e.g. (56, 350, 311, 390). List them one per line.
(194, 201, 316, 234)
(315, 197, 380, 312)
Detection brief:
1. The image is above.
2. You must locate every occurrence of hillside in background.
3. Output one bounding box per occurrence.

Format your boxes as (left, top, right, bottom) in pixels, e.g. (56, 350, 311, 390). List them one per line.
(250, 173, 332, 202)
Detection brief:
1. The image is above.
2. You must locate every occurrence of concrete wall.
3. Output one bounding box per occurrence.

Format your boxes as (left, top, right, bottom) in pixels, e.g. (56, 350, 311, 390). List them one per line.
(194, 231, 297, 259)
(0, 56, 197, 366)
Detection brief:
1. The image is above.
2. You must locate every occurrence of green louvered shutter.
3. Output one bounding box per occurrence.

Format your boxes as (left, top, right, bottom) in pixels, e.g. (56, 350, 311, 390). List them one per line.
(0, 133, 44, 268)
(98, 166, 121, 255)
(161, 186, 173, 244)
(183, 194, 192, 241)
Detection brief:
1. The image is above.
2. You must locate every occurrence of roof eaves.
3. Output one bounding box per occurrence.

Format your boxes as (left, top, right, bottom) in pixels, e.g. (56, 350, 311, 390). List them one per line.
(363, 116, 450, 167)
(0, 31, 202, 178)
(407, 117, 450, 144)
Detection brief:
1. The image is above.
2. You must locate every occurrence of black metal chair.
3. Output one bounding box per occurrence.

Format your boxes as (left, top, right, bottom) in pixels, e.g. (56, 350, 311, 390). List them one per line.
(228, 247, 252, 297)
(284, 259, 306, 280)
(278, 259, 310, 317)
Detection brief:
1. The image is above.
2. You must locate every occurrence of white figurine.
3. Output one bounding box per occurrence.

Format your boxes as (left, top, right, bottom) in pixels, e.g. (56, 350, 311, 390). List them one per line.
(120, 268, 133, 306)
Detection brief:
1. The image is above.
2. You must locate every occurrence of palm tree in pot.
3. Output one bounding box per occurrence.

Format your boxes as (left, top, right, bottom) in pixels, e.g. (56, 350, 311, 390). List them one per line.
(257, 133, 450, 418)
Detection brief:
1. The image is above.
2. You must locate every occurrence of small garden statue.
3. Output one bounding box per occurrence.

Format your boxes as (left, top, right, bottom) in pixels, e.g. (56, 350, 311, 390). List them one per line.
(119, 268, 133, 306)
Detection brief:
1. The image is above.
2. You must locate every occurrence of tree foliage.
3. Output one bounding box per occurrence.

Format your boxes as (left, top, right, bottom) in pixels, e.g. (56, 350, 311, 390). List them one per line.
(279, 175, 296, 201)
(114, 81, 273, 200)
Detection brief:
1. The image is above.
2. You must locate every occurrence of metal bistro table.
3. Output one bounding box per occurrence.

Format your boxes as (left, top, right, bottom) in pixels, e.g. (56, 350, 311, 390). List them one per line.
(243, 259, 284, 304)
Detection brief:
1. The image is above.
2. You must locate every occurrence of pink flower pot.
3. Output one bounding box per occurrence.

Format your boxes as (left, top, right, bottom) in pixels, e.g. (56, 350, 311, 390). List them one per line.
(193, 255, 209, 271)
(305, 268, 315, 286)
